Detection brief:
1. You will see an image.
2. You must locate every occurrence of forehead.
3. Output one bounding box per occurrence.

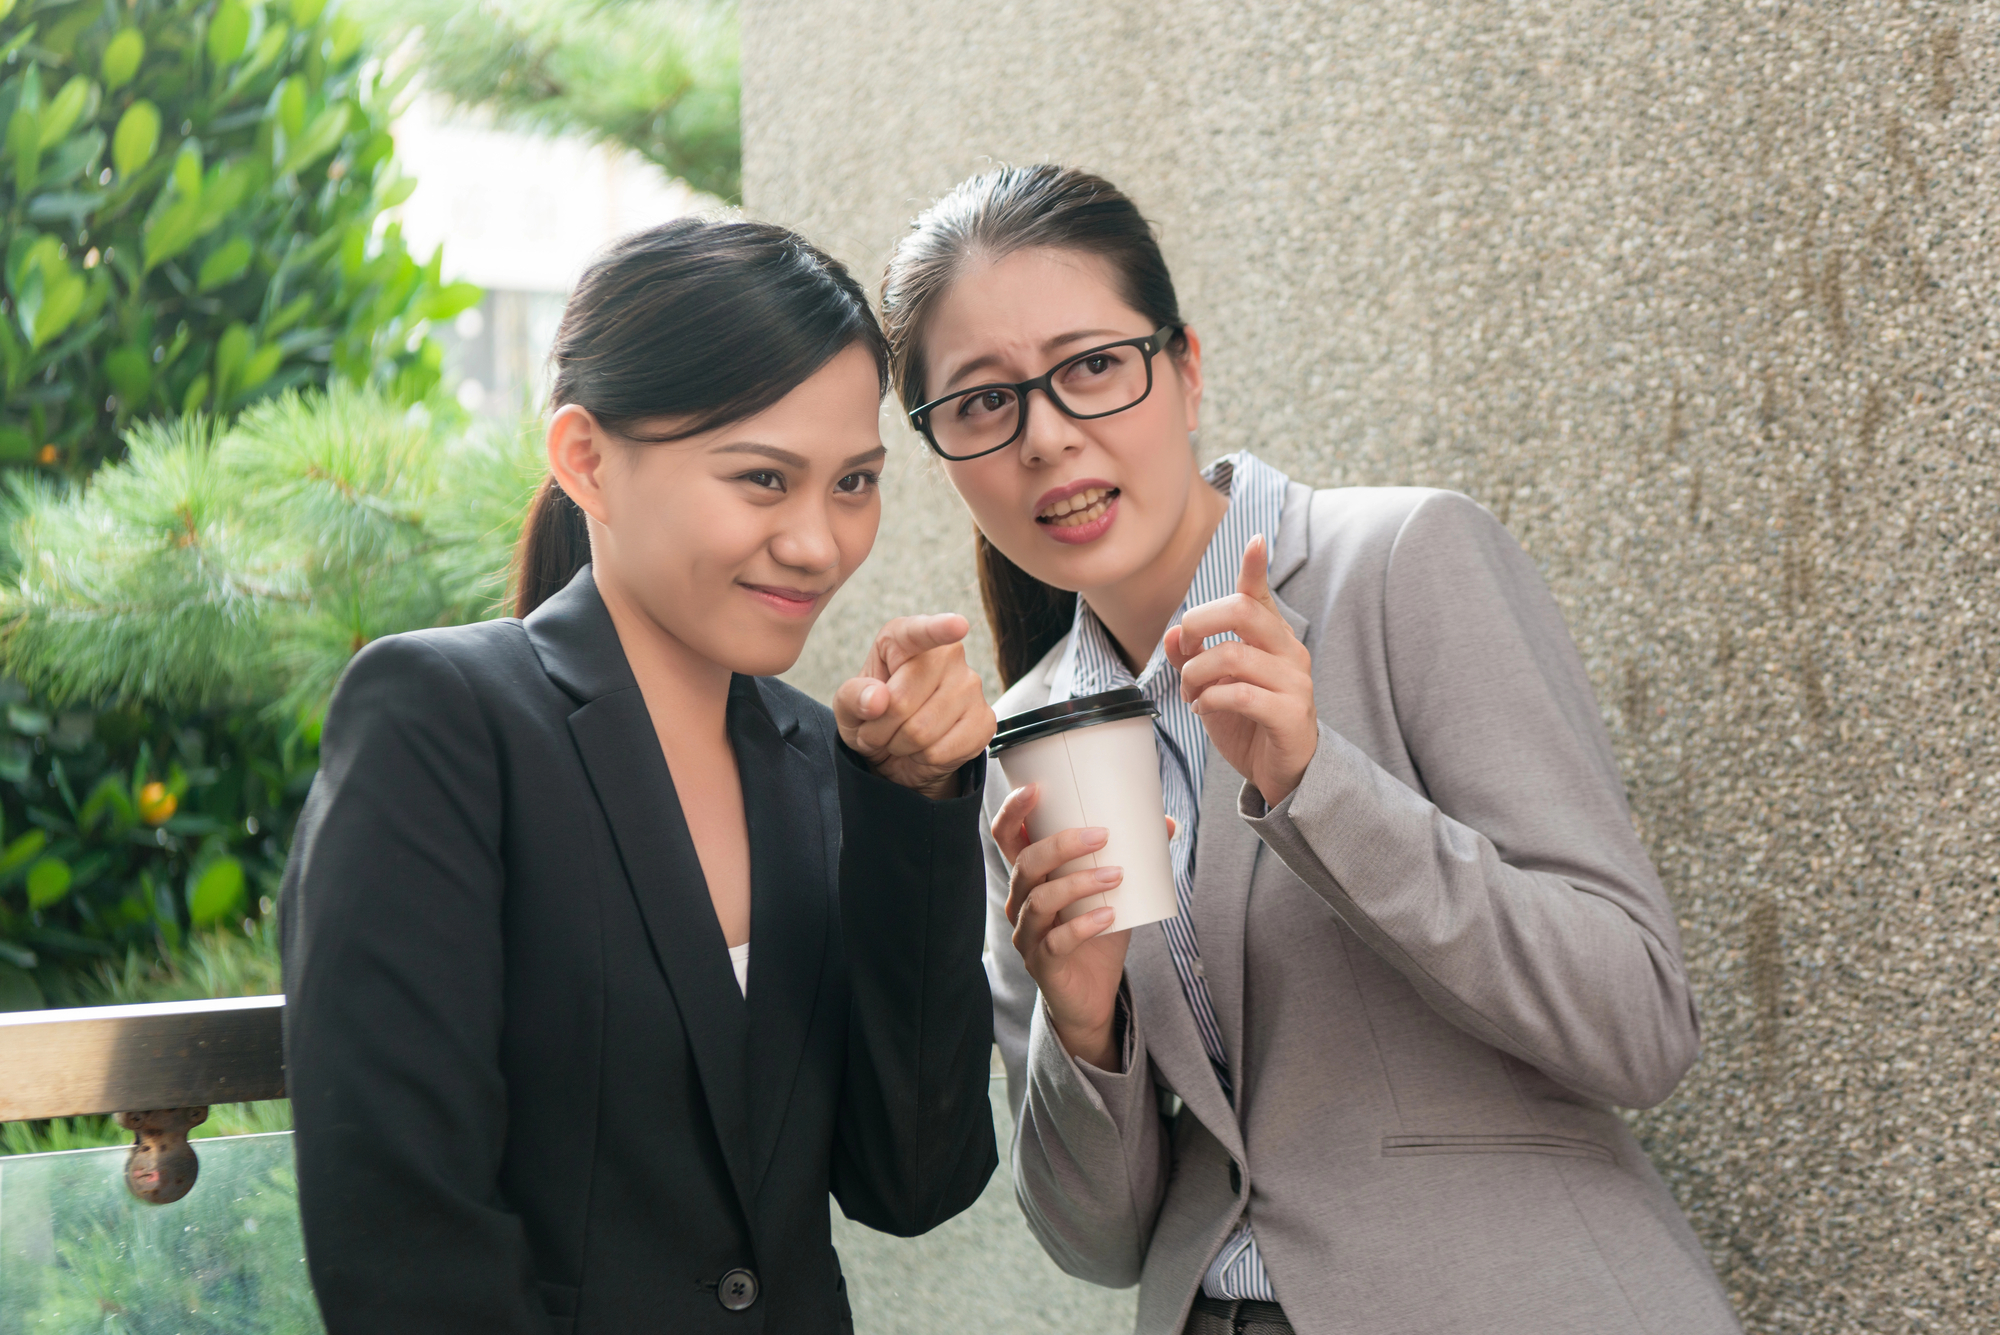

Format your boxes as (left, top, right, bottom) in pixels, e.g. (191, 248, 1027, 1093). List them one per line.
(925, 248, 1140, 362)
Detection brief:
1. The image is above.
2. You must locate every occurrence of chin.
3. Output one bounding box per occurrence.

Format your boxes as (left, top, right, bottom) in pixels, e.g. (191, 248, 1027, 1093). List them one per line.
(709, 631, 811, 680)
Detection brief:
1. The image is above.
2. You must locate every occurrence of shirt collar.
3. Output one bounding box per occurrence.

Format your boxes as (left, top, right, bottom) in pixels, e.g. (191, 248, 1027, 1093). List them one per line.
(1052, 451, 1290, 702)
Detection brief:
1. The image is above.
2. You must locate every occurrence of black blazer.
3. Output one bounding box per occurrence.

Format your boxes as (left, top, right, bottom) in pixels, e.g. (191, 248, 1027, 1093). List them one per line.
(280, 568, 997, 1335)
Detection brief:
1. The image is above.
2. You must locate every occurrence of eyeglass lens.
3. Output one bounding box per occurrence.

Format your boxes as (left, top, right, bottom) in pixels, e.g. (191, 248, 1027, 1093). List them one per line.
(929, 343, 1152, 458)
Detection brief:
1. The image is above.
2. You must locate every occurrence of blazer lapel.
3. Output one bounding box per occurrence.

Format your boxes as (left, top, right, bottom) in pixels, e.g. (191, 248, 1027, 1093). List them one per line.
(1191, 740, 1258, 1099)
(1127, 925, 1245, 1162)
(526, 567, 757, 1215)
(1197, 485, 1313, 1107)
(729, 678, 830, 1202)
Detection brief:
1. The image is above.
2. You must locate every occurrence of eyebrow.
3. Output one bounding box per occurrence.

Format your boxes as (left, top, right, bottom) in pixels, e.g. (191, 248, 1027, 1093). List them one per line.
(941, 328, 1131, 393)
(712, 441, 888, 470)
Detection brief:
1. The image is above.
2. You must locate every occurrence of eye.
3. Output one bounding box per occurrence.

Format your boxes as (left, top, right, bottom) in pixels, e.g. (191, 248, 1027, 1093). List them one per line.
(1060, 349, 1124, 383)
(736, 469, 785, 491)
(835, 470, 879, 495)
(955, 387, 1017, 421)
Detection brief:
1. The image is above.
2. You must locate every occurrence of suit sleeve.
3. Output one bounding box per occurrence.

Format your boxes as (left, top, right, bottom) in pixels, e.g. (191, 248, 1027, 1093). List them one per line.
(828, 747, 1000, 1235)
(985, 803, 1167, 1288)
(280, 636, 548, 1334)
(1244, 491, 1702, 1109)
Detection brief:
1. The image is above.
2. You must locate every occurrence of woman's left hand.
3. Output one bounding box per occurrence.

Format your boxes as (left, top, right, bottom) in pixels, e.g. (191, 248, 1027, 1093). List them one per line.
(1165, 534, 1318, 808)
(836, 613, 996, 799)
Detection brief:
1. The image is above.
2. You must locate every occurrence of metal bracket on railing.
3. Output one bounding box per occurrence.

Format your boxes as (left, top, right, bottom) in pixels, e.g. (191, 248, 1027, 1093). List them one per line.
(117, 1106, 211, 1205)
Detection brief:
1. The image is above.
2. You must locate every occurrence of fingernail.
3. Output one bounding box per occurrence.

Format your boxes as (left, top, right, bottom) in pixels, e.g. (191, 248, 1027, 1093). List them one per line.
(1094, 866, 1123, 885)
(1081, 827, 1109, 846)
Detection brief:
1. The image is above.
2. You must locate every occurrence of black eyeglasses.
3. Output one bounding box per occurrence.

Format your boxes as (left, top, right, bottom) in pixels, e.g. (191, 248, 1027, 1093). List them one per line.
(909, 325, 1179, 461)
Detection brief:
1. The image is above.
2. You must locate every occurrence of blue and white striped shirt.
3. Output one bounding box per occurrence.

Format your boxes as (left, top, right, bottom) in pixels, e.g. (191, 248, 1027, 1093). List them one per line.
(1048, 450, 1288, 1305)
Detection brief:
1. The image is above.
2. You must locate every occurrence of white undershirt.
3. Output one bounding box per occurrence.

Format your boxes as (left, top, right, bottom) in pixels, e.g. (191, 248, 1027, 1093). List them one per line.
(728, 941, 751, 997)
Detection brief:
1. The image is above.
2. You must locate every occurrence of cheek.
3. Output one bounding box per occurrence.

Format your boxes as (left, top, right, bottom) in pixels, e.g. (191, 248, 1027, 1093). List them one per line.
(835, 496, 882, 571)
(945, 458, 1032, 536)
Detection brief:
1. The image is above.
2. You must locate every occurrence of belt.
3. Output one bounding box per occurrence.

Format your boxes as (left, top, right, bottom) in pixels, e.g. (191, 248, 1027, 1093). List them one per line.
(1186, 1294, 1294, 1335)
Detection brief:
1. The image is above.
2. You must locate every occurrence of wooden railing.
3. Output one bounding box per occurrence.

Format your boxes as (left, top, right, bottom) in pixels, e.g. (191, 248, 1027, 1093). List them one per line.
(0, 995, 285, 1203)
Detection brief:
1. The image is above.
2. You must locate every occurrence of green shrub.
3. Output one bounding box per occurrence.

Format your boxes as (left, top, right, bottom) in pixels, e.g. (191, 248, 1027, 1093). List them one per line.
(0, 0, 482, 474)
(0, 387, 538, 993)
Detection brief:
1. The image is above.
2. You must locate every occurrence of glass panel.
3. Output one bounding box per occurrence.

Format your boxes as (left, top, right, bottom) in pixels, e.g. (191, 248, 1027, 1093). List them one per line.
(831, 1076, 1139, 1334)
(0, 1083, 1134, 1333)
(0, 1132, 323, 1334)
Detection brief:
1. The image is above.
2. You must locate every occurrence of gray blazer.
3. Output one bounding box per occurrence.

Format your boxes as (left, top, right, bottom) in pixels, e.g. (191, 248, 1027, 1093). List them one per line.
(984, 484, 1741, 1335)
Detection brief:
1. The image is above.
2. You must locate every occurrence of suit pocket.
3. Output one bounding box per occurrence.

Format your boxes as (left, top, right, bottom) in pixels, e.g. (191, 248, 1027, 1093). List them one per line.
(1382, 1132, 1615, 1164)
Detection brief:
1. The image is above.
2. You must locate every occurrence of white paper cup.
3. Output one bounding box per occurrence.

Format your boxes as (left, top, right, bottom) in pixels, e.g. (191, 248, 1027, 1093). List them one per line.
(990, 687, 1178, 932)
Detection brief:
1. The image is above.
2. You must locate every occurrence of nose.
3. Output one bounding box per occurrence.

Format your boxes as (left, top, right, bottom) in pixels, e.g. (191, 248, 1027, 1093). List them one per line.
(1016, 386, 1089, 468)
(768, 497, 842, 575)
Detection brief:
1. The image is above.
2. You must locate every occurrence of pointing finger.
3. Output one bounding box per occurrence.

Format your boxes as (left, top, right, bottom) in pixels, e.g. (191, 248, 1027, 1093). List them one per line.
(1237, 533, 1277, 610)
(873, 613, 971, 675)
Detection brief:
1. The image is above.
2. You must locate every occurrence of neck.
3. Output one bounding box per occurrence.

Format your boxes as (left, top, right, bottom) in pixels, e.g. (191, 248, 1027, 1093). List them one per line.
(1083, 465, 1229, 675)
(593, 560, 733, 734)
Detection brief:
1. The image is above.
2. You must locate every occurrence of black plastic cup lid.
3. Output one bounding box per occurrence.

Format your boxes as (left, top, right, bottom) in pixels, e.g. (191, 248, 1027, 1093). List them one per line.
(990, 686, 1159, 754)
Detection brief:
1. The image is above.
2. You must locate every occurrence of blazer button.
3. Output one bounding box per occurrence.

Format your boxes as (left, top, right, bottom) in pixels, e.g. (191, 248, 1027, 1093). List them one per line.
(1229, 1161, 1243, 1194)
(718, 1268, 759, 1311)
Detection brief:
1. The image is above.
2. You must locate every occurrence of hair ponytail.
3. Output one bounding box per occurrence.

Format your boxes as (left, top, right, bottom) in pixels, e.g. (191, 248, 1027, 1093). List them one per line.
(976, 531, 1077, 688)
(513, 476, 592, 618)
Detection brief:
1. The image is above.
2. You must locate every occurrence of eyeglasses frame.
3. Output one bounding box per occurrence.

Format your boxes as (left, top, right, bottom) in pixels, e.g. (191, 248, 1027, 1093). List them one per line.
(908, 324, 1181, 461)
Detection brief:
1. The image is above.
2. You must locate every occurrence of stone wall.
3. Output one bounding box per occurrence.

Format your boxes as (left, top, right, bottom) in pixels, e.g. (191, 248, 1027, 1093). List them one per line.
(744, 2, 2000, 1329)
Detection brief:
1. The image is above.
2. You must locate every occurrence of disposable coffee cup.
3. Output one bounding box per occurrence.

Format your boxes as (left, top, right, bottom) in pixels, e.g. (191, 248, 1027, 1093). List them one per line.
(989, 687, 1178, 932)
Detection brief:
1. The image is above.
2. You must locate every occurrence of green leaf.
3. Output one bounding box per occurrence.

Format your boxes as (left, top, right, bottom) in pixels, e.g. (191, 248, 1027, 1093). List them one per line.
(144, 195, 205, 271)
(375, 173, 416, 209)
(329, 13, 365, 64)
(0, 427, 33, 460)
(8, 108, 40, 194)
(265, 290, 314, 335)
(173, 141, 204, 200)
(37, 77, 94, 151)
(113, 100, 160, 176)
(104, 343, 153, 404)
(0, 830, 47, 877)
(275, 76, 307, 139)
(101, 28, 145, 91)
(0, 940, 36, 970)
(423, 281, 484, 323)
(198, 236, 253, 292)
(25, 857, 71, 909)
(29, 269, 85, 348)
(181, 371, 211, 412)
(187, 857, 246, 927)
(214, 321, 252, 397)
(281, 103, 350, 175)
(207, 0, 252, 68)
(289, 0, 328, 26)
(0, 0, 17, 26)
(235, 342, 283, 400)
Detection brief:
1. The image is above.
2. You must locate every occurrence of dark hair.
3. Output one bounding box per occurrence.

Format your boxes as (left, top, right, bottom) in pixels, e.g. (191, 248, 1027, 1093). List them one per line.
(514, 218, 888, 617)
(880, 166, 1185, 687)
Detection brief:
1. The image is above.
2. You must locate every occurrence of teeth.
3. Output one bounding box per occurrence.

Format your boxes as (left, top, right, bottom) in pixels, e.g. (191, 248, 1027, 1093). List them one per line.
(1040, 487, 1115, 526)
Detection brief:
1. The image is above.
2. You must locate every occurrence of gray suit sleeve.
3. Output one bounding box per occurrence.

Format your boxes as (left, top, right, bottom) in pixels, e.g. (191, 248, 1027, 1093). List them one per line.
(1244, 490, 1701, 1109)
(983, 816, 1164, 1287)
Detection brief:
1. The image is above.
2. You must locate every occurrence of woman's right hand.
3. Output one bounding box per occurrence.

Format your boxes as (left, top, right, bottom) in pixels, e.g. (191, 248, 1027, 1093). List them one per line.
(994, 784, 1134, 1071)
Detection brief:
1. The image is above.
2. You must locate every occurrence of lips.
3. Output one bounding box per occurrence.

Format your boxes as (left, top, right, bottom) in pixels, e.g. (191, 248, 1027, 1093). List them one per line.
(1036, 485, 1119, 528)
(741, 583, 825, 616)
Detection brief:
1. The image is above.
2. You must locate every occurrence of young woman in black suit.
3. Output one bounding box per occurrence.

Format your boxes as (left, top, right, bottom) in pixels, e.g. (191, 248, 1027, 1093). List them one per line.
(280, 220, 1000, 1334)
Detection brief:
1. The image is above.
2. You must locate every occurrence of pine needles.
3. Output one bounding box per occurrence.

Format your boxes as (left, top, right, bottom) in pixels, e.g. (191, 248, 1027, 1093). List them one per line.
(0, 389, 541, 718)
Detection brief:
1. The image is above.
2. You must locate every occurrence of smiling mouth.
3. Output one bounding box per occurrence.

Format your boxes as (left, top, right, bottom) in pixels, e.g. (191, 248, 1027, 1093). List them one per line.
(742, 583, 825, 609)
(1037, 486, 1119, 527)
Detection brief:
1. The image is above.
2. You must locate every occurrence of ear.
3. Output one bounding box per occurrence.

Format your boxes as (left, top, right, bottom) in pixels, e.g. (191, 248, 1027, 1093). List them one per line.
(1171, 325, 1205, 434)
(546, 404, 615, 527)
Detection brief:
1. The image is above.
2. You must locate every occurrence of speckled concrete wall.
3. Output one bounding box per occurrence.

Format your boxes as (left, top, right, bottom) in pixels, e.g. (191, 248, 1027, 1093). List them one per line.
(747, 2, 2000, 1329)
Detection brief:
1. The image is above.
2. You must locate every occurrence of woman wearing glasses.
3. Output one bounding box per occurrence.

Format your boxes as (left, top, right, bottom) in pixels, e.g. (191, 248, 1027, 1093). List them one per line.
(883, 166, 1740, 1335)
